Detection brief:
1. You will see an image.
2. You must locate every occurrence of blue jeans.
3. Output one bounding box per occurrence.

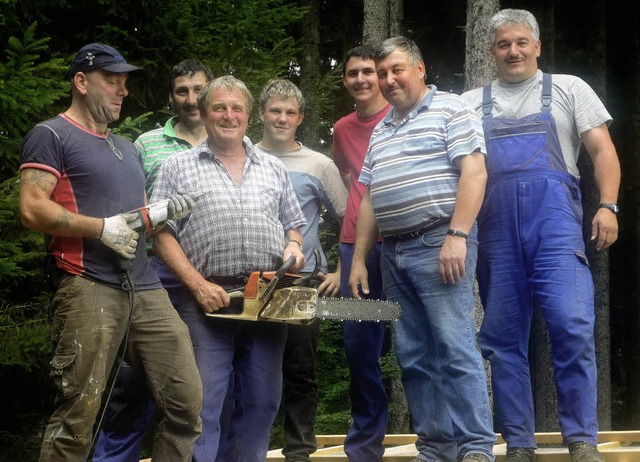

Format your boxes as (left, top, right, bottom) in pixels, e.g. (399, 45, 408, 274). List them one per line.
(339, 242, 388, 462)
(177, 292, 287, 462)
(381, 225, 495, 462)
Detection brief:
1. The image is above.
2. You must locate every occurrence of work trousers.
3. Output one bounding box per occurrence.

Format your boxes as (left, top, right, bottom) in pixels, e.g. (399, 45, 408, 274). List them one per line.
(39, 275, 202, 462)
(93, 257, 183, 462)
(178, 293, 287, 462)
(477, 172, 598, 447)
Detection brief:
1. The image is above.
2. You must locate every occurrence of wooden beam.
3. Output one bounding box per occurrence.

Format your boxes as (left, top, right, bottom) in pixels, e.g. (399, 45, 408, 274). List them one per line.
(143, 431, 640, 461)
(269, 432, 640, 461)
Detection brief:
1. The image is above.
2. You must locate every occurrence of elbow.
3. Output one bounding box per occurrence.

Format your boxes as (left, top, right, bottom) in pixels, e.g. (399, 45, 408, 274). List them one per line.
(18, 204, 39, 231)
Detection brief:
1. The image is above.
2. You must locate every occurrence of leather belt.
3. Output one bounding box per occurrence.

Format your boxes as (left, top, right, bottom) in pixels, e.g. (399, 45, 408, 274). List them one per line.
(206, 275, 250, 286)
(386, 218, 448, 241)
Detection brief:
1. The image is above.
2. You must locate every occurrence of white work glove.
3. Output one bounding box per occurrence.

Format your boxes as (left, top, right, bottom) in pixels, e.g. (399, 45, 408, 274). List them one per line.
(167, 192, 197, 220)
(99, 213, 140, 259)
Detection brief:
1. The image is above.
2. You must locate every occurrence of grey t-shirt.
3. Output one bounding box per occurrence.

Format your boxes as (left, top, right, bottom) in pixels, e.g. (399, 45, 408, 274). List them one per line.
(461, 69, 612, 177)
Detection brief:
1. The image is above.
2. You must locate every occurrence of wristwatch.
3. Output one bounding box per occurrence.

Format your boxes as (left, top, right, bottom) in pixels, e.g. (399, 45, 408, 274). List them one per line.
(599, 203, 619, 214)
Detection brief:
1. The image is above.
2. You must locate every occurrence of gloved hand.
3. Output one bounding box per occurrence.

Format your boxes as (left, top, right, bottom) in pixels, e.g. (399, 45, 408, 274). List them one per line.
(167, 192, 198, 220)
(99, 213, 140, 259)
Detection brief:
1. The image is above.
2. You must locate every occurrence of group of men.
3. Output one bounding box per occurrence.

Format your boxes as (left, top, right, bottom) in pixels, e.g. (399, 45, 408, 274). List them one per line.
(20, 7, 619, 462)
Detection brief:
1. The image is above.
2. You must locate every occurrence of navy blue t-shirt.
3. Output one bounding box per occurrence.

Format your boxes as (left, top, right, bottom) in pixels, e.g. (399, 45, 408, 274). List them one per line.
(20, 114, 162, 290)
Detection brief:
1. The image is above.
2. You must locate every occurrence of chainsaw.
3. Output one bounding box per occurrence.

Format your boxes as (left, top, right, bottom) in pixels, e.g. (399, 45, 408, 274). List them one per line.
(205, 250, 401, 324)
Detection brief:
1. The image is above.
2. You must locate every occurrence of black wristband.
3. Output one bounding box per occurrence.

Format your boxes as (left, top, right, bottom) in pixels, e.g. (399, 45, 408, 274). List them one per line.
(447, 228, 468, 239)
(598, 203, 619, 214)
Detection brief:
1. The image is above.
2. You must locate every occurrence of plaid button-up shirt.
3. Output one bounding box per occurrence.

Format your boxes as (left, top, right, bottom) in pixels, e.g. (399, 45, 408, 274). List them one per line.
(151, 140, 306, 278)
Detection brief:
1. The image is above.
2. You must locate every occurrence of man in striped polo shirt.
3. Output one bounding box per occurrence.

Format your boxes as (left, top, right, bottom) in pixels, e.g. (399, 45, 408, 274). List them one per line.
(348, 36, 495, 462)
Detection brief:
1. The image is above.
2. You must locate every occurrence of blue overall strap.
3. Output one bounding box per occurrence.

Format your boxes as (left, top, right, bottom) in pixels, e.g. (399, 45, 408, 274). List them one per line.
(482, 83, 493, 119)
(541, 73, 552, 113)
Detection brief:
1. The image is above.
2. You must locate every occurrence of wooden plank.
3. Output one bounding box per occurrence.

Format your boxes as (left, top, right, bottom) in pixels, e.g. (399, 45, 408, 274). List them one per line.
(146, 431, 640, 461)
(286, 432, 640, 462)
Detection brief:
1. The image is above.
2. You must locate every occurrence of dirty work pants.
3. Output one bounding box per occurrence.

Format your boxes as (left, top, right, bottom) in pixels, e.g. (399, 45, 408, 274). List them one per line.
(40, 275, 202, 462)
(93, 256, 184, 462)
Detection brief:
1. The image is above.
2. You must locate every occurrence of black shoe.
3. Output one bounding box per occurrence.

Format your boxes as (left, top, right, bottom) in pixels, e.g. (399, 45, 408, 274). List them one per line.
(506, 447, 536, 462)
(568, 441, 604, 462)
(462, 453, 492, 462)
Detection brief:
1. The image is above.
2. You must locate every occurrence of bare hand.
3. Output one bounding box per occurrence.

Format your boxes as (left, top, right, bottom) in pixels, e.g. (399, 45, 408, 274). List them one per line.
(193, 281, 230, 314)
(316, 272, 340, 297)
(438, 236, 467, 284)
(283, 245, 305, 273)
(591, 208, 619, 251)
(348, 261, 369, 299)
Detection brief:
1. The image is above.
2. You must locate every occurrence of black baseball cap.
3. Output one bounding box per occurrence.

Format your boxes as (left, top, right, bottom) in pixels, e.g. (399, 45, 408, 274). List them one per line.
(68, 43, 143, 78)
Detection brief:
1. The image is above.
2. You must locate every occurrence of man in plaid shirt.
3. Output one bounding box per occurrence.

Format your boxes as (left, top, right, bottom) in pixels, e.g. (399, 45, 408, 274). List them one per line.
(151, 75, 306, 462)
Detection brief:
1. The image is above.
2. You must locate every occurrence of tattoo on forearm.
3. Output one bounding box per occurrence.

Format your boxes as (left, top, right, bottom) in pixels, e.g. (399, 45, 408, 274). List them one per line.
(53, 209, 72, 229)
(22, 169, 55, 193)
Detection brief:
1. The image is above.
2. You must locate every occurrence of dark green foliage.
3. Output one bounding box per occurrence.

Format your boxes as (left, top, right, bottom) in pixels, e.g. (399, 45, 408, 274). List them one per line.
(0, 302, 51, 371)
(315, 321, 352, 431)
(0, 176, 46, 300)
(0, 24, 68, 182)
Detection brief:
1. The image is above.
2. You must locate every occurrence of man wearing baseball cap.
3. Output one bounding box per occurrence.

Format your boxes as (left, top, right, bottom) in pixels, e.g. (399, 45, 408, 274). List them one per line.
(19, 43, 202, 461)
(68, 43, 144, 77)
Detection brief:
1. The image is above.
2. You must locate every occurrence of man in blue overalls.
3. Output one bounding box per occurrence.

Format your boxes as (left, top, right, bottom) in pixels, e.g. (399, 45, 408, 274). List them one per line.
(462, 9, 620, 462)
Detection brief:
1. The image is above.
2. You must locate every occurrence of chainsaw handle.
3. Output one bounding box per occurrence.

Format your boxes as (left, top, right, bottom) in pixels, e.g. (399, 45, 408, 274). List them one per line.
(276, 256, 297, 279)
(227, 290, 244, 298)
(259, 256, 297, 302)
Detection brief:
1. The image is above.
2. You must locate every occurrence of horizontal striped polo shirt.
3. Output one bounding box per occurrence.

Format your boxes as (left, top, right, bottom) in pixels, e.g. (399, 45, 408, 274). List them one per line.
(359, 85, 486, 236)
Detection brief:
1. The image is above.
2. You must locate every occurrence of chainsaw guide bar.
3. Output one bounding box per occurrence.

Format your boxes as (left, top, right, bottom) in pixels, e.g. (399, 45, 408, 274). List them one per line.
(317, 298, 401, 322)
(204, 252, 402, 324)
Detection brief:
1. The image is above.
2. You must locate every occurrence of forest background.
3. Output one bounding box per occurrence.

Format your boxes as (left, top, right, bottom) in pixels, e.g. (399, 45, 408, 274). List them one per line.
(1, 0, 639, 460)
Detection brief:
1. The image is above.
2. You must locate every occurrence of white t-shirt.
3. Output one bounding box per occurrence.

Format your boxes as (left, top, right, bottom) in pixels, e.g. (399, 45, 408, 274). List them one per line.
(461, 69, 612, 177)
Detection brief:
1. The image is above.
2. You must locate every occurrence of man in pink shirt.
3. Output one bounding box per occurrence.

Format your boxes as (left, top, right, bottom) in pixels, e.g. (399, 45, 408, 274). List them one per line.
(332, 45, 391, 462)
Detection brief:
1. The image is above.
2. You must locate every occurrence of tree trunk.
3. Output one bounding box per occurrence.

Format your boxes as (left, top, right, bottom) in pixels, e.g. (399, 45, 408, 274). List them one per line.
(363, 0, 403, 45)
(577, 0, 612, 431)
(464, 0, 499, 90)
(387, 373, 411, 433)
(389, 0, 403, 37)
(298, 0, 322, 150)
(363, 0, 388, 45)
(464, 0, 500, 420)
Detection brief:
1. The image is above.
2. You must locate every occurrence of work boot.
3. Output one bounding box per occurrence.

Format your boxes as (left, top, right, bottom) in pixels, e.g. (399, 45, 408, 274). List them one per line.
(506, 447, 536, 462)
(462, 453, 493, 462)
(568, 442, 604, 462)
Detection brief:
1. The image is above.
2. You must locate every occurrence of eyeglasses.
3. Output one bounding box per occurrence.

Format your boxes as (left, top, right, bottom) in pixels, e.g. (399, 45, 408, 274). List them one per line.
(105, 135, 123, 161)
